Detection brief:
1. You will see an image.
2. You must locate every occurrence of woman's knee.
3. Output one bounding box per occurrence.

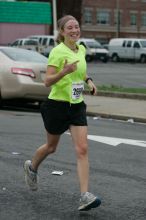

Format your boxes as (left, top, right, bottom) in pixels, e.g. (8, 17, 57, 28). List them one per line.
(45, 143, 57, 154)
(76, 143, 88, 158)
(45, 133, 60, 154)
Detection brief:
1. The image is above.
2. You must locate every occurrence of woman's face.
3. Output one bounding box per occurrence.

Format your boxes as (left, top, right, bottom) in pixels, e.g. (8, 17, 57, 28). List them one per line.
(62, 19, 80, 43)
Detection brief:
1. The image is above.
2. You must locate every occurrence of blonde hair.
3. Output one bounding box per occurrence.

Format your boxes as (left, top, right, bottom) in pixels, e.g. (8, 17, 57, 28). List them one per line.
(56, 15, 77, 44)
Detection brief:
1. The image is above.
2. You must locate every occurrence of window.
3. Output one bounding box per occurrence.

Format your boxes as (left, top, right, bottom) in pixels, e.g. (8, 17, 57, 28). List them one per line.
(130, 13, 137, 25)
(133, 41, 140, 48)
(39, 38, 42, 44)
(11, 40, 19, 46)
(84, 8, 92, 24)
(86, 40, 102, 49)
(24, 40, 38, 46)
(96, 10, 110, 25)
(140, 40, 146, 47)
(19, 40, 23, 46)
(127, 41, 132, 47)
(122, 41, 126, 47)
(1, 48, 47, 63)
(49, 39, 55, 46)
(141, 13, 146, 26)
(79, 41, 86, 48)
(42, 38, 48, 46)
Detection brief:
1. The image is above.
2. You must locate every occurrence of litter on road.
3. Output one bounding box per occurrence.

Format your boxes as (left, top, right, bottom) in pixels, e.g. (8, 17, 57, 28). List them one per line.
(51, 170, 64, 176)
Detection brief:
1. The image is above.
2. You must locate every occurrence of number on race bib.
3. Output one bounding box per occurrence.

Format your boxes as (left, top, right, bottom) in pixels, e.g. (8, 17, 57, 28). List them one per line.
(72, 82, 84, 100)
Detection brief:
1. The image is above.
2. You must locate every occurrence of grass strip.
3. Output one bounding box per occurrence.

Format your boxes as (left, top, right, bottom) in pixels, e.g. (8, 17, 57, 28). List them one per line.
(97, 85, 146, 94)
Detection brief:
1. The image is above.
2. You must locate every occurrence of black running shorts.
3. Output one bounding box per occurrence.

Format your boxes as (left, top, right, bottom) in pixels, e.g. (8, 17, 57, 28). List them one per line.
(40, 99, 87, 135)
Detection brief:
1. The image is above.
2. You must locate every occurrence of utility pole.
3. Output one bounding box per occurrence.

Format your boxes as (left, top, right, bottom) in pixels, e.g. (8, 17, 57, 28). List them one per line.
(116, 0, 120, 38)
(52, 0, 58, 37)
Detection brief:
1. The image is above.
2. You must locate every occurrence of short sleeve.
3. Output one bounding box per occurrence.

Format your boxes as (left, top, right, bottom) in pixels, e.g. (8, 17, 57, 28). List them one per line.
(47, 47, 61, 67)
(79, 44, 86, 56)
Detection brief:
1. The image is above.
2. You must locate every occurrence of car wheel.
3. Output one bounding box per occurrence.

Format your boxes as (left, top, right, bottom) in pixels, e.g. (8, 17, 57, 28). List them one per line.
(140, 55, 146, 63)
(85, 55, 93, 62)
(112, 54, 119, 62)
(102, 56, 108, 63)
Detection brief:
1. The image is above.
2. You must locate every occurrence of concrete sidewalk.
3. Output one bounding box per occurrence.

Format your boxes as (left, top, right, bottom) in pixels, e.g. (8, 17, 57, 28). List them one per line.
(84, 94, 146, 123)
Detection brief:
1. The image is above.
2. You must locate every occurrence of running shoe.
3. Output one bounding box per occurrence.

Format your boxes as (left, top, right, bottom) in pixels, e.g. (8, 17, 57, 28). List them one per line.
(24, 160, 38, 191)
(78, 192, 101, 211)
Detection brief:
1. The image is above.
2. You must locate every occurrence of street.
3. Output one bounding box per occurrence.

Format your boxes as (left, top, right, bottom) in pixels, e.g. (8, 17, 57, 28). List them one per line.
(0, 109, 146, 220)
(87, 62, 146, 88)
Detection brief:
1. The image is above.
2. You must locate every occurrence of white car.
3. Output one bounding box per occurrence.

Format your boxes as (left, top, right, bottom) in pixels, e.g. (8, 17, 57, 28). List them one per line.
(109, 38, 146, 63)
(0, 47, 49, 106)
(28, 35, 56, 57)
(77, 38, 109, 62)
(9, 38, 40, 52)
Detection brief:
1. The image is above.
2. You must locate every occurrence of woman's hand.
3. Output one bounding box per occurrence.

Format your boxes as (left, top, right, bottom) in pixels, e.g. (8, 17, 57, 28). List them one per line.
(62, 59, 79, 75)
(87, 80, 97, 95)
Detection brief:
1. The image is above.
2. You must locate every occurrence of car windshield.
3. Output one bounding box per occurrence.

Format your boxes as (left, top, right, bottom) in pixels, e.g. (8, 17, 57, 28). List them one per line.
(86, 41, 102, 49)
(24, 40, 38, 46)
(140, 40, 146, 48)
(0, 47, 48, 63)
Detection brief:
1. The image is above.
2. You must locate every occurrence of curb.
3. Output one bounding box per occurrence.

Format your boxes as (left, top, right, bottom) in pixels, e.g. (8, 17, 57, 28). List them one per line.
(86, 111, 146, 123)
(84, 91, 146, 100)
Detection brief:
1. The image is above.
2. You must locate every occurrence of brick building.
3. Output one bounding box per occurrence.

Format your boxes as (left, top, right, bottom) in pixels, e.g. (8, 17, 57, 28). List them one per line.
(81, 0, 146, 43)
(1, 0, 146, 45)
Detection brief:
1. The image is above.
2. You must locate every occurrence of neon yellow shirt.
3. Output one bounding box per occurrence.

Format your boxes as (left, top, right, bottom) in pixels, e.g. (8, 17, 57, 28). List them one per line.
(48, 42, 87, 104)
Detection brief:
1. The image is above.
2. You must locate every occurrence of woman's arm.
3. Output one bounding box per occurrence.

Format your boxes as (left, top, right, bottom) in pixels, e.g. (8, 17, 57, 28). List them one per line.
(85, 75, 97, 95)
(44, 60, 79, 87)
(44, 65, 65, 87)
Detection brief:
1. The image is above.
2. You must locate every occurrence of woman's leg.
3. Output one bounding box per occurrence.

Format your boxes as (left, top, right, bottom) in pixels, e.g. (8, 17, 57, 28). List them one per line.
(70, 125, 101, 211)
(24, 131, 61, 190)
(69, 125, 89, 193)
(31, 131, 61, 171)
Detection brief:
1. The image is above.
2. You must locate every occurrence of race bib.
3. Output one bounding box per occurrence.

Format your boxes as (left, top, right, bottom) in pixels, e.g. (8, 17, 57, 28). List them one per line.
(72, 82, 84, 100)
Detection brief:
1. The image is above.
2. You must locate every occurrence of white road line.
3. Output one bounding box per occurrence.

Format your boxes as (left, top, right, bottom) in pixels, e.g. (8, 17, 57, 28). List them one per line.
(87, 135, 146, 147)
(65, 132, 146, 147)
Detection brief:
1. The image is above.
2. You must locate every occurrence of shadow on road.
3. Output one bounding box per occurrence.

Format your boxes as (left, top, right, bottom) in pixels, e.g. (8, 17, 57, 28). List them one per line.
(0, 100, 40, 113)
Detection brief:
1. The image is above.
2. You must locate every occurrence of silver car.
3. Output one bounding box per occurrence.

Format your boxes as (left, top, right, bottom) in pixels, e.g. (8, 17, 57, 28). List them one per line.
(9, 38, 40, 52)
(0, 47, 49, 106)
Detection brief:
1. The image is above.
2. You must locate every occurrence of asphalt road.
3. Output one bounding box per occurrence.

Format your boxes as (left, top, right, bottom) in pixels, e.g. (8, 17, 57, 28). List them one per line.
(0, 110, 146, 220)
(87, 61, 146, 88)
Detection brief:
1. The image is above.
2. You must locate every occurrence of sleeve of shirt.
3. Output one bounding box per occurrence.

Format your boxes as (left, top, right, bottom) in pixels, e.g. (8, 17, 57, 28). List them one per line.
(47, 47, 61, 68)
(79, 44, 86, 57)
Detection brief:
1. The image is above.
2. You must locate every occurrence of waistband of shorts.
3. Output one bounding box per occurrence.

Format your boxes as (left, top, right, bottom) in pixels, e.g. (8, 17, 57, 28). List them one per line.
(47, 98, 84, 106)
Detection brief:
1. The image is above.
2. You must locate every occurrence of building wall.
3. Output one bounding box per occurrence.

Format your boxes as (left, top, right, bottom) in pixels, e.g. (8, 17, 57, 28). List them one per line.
(57, 0, 82, 23)
(0, 1, 52, 45)
(1, 0, 146, 45)
(81, 0, 146, 43)
(0, 23, 51, 45)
